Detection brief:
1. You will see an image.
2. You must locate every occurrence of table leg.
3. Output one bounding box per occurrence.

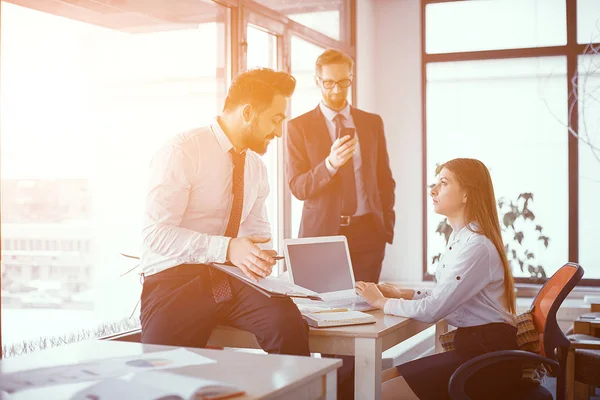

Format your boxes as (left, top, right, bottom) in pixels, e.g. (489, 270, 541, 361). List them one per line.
(325, 369, 337, 400)
(355, 337, 382, 400)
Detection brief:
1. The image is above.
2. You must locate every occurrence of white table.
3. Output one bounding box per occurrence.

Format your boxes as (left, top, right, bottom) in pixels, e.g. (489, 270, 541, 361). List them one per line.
(208, 310, 445, 399)
(0, 340, 342, 399)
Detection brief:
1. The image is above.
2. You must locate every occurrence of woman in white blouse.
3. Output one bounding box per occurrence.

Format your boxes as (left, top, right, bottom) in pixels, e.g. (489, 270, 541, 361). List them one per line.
(356, 158, 519, 400)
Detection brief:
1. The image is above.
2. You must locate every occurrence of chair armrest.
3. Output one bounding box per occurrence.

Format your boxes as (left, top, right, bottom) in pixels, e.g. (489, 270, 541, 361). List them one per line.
(448, 350, 559, 400)
(569, 339, 600, 350)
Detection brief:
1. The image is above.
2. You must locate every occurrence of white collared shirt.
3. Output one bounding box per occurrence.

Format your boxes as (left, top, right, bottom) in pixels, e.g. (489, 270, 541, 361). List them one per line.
(140, 119, 271, 276)
(384, 224, 517, 327)
(319, 102, 370, 216)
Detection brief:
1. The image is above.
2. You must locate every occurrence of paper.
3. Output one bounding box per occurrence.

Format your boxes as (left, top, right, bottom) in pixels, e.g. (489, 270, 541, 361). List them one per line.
(0, 348, 216, 394)
(70, 371, 244, 400)
(211, 262, 321, 299)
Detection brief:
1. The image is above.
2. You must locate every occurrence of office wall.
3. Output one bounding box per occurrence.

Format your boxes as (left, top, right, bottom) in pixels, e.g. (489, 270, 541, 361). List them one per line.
(357, 0, 423, 283)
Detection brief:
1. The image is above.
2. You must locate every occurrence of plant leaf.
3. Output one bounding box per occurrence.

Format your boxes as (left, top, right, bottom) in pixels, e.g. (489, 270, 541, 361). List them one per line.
(514, 231, 524, 245)
(538, 235, 550, 248)
(522, 209, 536, 221)
(503, 212, 517, 229)
(535, 225, 543, 232)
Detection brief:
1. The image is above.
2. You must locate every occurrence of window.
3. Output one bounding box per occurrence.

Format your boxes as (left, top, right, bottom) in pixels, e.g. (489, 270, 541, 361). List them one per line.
(253, 0, 342, 40)
(426, 0, 566, 53)
(577, 0, 600, 44)
(423, 0, 600, 283)
(246, 24, 281, 260)
(1, 1, 228, 349)
(290, 36, 326, 238)
(426, 57, 569, 279)
(578, 54, 600, 278)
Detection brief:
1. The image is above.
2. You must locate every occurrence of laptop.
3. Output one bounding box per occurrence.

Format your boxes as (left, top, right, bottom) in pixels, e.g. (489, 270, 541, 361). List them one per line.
(282, 235, 376, 312)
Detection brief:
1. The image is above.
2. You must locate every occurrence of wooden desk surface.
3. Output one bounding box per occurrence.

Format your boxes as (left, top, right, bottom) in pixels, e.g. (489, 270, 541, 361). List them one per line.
(307, 310, 415, 339)
(0, 340, 342, 400)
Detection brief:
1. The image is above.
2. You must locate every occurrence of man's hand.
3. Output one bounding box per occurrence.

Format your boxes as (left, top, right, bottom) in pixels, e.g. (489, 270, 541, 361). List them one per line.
(355, 281, 388, 310)
(327, 136, 358, 169)
(227, 235, 275, 282)
(377, 283, 414, 300)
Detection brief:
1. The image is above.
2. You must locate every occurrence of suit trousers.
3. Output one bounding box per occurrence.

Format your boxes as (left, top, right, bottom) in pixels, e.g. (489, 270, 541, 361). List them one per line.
(340, 213, 387, 283)
(328, 213, 388, 400)
(140, 264, 310, 356)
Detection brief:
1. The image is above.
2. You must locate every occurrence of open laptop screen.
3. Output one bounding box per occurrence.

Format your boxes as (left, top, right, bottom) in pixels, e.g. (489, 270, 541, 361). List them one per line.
(286, 241, 354, 293)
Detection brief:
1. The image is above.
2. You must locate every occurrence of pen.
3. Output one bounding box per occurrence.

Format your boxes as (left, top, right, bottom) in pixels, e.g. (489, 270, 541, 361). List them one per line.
(274, 256, 285, 260)
(313, 308, 348, 313)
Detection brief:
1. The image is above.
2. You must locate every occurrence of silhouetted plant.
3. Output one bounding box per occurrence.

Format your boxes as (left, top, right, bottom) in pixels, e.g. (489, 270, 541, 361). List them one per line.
(431, 192, 549, 281)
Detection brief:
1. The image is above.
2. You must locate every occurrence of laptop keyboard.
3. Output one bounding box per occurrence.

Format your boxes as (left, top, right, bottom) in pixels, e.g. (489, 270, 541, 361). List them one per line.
(320, 297, 376, 311)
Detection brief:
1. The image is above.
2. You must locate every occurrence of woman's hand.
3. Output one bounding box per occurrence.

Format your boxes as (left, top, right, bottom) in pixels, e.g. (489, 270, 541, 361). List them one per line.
(377, 283, 414, 300)
(355, 281, 388, 310)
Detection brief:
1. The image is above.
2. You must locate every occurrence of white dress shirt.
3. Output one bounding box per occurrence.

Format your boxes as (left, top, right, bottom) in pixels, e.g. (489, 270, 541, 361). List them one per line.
(319, 102, 371, 216)
(384, 224, 517, 327)
(140, 119, 271, 276)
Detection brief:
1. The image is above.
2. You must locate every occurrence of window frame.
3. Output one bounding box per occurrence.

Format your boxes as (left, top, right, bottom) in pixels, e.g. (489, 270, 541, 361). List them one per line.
(420, 0, 600, 286)
(0, 0, 357, 357)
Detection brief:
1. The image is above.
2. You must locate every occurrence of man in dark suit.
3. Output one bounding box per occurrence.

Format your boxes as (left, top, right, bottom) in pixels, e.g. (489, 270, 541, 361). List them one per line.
(285, 49, 396, 284)
(285, 49, 396, 399)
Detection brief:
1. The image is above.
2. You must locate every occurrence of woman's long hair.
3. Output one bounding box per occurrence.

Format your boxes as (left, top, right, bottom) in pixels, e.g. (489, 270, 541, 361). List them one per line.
(438, 158, 516, 315)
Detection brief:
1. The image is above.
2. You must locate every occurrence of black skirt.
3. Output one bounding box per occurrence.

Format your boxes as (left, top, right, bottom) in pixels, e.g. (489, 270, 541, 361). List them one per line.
(396, 322, 520, 400)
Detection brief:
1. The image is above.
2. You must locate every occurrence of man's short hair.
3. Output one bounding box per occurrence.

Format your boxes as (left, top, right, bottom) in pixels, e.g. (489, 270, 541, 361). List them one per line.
(223, 68, 296, 113)
(315, 49, 354, 76)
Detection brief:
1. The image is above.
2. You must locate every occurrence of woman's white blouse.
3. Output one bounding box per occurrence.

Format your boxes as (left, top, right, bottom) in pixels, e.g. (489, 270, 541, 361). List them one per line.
(384, 225, 517, 327)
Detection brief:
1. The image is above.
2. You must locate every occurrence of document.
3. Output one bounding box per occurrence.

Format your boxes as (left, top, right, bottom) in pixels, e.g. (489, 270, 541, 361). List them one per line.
(71, 371, 244, 400)
(211, 262, 322, 300)
(0, 348, 215, 394)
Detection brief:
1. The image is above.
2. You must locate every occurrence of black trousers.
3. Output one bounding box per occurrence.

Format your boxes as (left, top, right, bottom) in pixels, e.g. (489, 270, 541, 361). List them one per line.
(331, 213, 388, 400)
(340, 213, 387, 284)
(397, 322, 520, 400)
(140, 264, 310, 356)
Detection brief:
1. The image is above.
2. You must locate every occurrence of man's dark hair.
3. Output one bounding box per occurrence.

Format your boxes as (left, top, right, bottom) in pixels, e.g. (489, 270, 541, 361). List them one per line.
(222, 67, 296, 113)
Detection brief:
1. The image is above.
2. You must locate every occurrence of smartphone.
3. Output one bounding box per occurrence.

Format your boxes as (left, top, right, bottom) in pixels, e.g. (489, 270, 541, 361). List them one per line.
(340, 127, 356, 139)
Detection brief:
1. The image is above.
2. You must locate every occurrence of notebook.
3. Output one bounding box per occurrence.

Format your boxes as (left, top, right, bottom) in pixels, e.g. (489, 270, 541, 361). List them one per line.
(283, 236, 376, 311)
(303, 310, 376, 328)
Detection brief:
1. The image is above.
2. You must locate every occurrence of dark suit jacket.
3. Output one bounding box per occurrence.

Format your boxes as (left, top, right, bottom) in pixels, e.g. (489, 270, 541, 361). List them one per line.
(285, 105, 396, 244)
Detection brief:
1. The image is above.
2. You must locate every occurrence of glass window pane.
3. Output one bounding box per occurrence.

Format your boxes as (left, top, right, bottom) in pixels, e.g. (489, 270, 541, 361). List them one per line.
(426, 0, 567, 54)
(1, 1, 228, 352)
(253, 0, 341, 40)
(426, 57, 568, 281)
(246, 24, 280, 263)
(288, 11, 340, 41)
(289, 36, 326, 238)
(577, 0, 600, 44)
(578, 54, 600, 278)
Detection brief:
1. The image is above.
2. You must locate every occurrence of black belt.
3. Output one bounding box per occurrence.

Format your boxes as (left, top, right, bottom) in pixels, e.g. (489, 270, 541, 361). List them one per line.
(340, 213, 372, 227)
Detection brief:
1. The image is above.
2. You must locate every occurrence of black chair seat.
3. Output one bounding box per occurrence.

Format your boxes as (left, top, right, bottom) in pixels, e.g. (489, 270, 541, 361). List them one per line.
(492, 381, 553, 400)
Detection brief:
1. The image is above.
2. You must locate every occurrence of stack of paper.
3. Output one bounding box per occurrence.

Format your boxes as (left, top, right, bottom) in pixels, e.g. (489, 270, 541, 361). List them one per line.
(303, 310, 376, 328)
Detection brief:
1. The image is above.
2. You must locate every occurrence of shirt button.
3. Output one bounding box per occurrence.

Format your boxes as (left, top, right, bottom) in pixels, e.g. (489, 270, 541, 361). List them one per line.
(449, 246, 453, 250)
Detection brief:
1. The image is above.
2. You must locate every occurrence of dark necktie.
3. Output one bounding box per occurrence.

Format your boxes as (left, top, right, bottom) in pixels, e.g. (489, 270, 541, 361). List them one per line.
(209, 149, 246, 303)
(333, 113, 357, 216)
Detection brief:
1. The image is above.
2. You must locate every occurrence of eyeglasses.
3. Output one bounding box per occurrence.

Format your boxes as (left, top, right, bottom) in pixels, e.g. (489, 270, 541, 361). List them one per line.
(318, 78, 352, 89)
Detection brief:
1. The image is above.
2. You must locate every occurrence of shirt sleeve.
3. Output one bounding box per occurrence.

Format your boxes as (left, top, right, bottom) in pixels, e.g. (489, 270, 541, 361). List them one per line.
(239, 159, 273, 249)
(141, 145, 230, 264)
(383, 241, 494, 323)
(411, 289, 432, 300)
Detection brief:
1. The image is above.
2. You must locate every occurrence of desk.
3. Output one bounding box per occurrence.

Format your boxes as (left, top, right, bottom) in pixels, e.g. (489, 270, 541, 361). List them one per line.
(573, 311, 600, 337)
(0, 340, 341, 400)
(208, 310, 442, 400)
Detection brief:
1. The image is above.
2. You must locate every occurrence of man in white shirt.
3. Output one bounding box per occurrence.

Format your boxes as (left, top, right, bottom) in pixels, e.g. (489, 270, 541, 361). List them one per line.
(139, 68, 310, 356)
